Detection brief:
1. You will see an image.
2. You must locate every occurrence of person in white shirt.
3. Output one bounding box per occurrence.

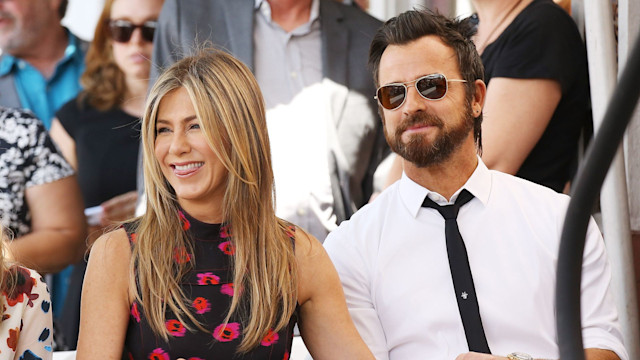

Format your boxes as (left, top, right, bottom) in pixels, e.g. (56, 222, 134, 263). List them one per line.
(323, 9, 627, 360)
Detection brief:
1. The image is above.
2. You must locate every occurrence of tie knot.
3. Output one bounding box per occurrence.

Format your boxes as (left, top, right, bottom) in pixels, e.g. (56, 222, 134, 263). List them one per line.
(422, 189, 474, 220)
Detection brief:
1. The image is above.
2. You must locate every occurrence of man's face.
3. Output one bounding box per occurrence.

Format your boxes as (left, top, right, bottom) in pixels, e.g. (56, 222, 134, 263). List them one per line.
(378, 35, 475, 168)
(0, 0, 59, 55)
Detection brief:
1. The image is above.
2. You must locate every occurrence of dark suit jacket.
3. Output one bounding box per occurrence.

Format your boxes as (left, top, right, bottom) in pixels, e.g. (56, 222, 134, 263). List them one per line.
(150, 0, 387, 222)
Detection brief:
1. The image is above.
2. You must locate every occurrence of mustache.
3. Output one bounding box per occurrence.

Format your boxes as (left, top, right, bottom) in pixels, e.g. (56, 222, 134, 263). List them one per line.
(397, 112, 444, 133)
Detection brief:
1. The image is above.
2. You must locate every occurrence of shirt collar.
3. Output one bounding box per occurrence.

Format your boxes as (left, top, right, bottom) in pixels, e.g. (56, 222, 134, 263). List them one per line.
(255, 0, 320, 25)
(0, 28, 82, 76)
(399, 156, 492, 218)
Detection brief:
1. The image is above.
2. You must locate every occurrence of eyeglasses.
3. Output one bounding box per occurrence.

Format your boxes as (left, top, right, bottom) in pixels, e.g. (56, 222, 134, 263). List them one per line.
(108, 19, 158, 43)
(375, 73, 467, 110)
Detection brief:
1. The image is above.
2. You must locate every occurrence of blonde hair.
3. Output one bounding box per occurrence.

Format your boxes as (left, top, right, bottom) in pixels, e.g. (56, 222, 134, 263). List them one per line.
(133, 49, 298, 352)
(0, 230, 18, 309)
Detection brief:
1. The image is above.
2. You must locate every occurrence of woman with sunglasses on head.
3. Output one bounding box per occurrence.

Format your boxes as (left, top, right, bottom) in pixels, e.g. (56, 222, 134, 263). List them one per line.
(76, 49, 373, 360)
(49, 0, 164, 349)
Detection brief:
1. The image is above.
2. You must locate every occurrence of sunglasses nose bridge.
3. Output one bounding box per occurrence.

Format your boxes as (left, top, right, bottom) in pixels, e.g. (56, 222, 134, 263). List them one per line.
(402, 80, 431, 112)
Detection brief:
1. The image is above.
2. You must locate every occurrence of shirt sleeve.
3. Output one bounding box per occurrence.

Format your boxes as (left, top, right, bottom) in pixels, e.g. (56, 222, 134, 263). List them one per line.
(13, 268, 53, 360)
(579, 217, 629, 360)
(23, 115, 74, 188)
(324, 223, 389, 360)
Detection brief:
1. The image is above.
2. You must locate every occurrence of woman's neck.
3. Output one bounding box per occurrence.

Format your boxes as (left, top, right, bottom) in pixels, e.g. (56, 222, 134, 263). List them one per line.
(472, 0, 532, 54)
(120, 77, 149, 117)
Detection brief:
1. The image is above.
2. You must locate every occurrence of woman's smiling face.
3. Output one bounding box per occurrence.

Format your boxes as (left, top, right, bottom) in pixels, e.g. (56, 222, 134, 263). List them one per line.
(154, 87, 228, 213)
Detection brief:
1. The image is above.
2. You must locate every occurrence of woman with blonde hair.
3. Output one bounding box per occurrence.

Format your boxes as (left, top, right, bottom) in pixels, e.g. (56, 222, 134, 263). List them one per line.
(77, 50, 373, 359)
(0, 229, 53, 359)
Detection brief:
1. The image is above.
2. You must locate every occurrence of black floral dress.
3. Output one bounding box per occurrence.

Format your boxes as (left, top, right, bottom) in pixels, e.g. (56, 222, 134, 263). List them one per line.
(0, 106, 74, 237)
(122, 210, 297, 360)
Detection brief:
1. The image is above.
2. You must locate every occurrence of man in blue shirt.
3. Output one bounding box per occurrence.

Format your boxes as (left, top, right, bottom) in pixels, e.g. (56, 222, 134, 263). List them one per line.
(0, 0, 86, 129)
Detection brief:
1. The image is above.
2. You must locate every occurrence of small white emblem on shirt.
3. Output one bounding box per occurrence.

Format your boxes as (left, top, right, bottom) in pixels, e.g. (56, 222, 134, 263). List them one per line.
(461, 292, 468, 300)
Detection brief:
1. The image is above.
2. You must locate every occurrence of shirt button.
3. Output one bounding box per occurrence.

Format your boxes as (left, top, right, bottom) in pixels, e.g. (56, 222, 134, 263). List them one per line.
(18, 60, 25, 69)
(297, 208, 306, 216)
(290, 71, 297, 78)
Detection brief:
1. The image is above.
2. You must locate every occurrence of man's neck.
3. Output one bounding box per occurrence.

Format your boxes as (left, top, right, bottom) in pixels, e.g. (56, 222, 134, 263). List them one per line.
(267, 0, 313, 32)
(403, 139, 479, 201)
(12, 25, 69, 79)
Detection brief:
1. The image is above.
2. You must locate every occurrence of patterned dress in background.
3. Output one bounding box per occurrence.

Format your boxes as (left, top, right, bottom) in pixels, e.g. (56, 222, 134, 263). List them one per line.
(0, 106, 74, 237)
(0, 266, 53, 359)
(123, 210, 297, 360)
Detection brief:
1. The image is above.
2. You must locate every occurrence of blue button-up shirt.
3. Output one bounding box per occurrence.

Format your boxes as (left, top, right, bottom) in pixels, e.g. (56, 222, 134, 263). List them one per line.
(0, 30, 85, 129)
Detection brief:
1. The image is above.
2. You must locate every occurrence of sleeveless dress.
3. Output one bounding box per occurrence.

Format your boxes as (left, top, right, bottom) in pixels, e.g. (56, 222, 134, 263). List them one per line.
(122, 210, 297, 360)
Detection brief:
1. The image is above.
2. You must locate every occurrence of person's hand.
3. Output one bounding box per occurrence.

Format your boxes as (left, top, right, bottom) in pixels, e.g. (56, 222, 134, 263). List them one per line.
(455, 353, 508, 360)
(100, 191, 138, 226)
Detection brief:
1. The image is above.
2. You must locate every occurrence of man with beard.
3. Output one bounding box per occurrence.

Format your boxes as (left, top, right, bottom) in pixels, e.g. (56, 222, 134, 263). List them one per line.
(323, 9, 627, 360)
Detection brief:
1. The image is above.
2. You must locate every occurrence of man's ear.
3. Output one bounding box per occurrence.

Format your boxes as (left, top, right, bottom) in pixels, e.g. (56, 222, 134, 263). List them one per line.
(472, 79, 487, 117)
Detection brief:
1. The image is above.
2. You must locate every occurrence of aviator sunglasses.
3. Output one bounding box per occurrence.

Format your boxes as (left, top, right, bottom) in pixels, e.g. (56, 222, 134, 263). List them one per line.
(375, 73, 467, 110)
(108, 19, 158, 43)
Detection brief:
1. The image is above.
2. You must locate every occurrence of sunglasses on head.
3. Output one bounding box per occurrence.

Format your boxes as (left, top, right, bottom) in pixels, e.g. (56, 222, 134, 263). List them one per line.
(375, 73, 467, 110)
(108, 19, 158, 43)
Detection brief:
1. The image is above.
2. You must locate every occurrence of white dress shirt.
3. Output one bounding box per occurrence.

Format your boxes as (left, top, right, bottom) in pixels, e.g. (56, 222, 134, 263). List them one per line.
(324, 158, 627, 360)
(253, 0, 335, 241)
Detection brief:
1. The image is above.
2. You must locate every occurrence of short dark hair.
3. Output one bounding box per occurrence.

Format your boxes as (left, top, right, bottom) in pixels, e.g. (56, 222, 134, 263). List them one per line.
(59, 0, 68, 19)
(368, 9, 484, 147)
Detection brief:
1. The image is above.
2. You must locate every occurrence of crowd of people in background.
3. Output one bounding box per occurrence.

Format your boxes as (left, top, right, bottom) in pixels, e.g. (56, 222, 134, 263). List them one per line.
(0, 0, 629, 359)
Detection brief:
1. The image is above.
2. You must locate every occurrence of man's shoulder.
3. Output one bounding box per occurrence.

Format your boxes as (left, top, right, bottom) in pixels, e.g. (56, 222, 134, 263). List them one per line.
(489, 169, 571, 211)
(321, 0, 382, 29)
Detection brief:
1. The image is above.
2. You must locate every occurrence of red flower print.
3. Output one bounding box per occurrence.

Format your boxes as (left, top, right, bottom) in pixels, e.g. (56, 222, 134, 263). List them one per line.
(260, 328, 279, 346)
(192, 297, 211, 314)
(213, 322, 240, 342)
(148, 348, 170, 360)
(178, 210, 191, 230)
(165, 319, 187, 337)
(283, 352, 290, 360)
(173, 247, 192, 264)
(197, 272, 220, 285)
(4, 267, 39, 307)
(7, 327, 18, 351)
(285, 225, 296, 239)
(220, 224, 232, 238)
(130, 233, 137, 243)
(188, 358, 205, 360)
(221, 283, 234, 296)
(131, 302, 141, 323)
(218, 241, 235, 255)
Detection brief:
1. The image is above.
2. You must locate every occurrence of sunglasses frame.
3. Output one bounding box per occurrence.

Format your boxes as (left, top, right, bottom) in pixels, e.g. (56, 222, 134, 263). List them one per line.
(375, 73, 467, 111)
(107, 19, 158, 43)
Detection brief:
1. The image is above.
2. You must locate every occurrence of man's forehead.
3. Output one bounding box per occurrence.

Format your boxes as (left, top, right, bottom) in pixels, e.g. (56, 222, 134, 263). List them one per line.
(378, 35, 458, 84)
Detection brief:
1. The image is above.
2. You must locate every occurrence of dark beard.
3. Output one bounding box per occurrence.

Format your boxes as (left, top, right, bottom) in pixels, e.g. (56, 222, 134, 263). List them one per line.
(385, 108, 474, 168)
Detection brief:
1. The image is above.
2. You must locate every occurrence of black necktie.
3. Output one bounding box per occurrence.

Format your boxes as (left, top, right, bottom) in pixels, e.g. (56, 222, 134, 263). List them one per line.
(422, 189, 491, 353)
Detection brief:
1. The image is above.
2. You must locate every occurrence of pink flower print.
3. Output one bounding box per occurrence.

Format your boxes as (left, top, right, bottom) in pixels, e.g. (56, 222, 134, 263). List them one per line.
(218, 241, 235, 255)
(285, 225, 296, 239)
(178, 210, 191, 230)
(260, 328, 279, 346)
(173, 247, 192, 264)
(165, 319, 187, 337)
(131, 302, 141, 323)
(213, 322, 241, 342)
(220, 224, 232, 238)
(148, 348, 170, 360)
(188, 358, 206, 360)
(192, 297, 211, 314)
(197, 272, 220, 285)
(220, 283, 234, 296)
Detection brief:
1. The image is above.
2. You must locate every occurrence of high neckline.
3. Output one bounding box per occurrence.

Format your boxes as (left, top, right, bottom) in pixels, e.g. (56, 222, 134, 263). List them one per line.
(179, 209, 224, 240)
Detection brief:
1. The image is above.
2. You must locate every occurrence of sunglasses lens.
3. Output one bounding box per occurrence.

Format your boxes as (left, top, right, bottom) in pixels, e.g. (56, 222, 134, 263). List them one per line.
(378, 85, 406, 110)
(416, 74, 447, 100)
(141, 21, 157, 42)
(109, 21, 134, 42)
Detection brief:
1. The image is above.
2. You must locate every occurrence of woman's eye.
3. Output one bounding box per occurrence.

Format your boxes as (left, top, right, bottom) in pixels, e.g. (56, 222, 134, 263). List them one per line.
(156, 127, 170, 134)
(189, 123, 201, 130)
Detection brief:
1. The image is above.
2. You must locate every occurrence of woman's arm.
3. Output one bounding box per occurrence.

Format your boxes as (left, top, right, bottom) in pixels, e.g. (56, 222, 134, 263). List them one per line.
(481, 77, 561, 174)
(76, 228, 132, 359)
(295, 230, 374, 359)
(12, 268, 53, 359)
(9, 176, 87, 273)
(49, 118, 78, 170)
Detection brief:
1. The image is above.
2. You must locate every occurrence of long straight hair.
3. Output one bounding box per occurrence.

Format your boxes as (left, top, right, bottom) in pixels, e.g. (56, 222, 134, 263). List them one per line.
(133, 50, 298, 352)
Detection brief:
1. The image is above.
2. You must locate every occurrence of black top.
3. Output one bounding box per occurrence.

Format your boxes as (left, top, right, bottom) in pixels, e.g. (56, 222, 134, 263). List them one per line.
(122, 211, 297, 359)
(481, 0, 591, 192)
(56, 98, 139, 207)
